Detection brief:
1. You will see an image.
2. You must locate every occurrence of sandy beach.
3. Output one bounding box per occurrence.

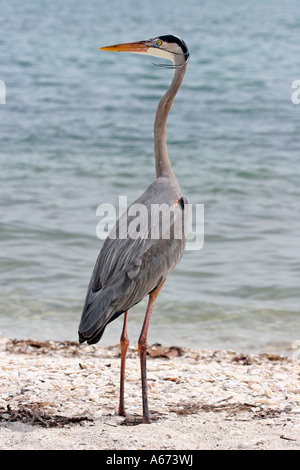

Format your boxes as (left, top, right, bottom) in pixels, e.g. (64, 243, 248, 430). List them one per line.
(0, 337, 299, 450)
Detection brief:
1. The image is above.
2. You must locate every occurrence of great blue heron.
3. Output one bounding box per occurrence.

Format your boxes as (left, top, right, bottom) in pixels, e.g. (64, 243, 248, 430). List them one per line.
(78, 35, 190, 424)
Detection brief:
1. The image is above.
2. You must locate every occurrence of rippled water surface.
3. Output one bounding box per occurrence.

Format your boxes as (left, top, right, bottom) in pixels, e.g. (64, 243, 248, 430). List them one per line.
(1, 0, 299, 353)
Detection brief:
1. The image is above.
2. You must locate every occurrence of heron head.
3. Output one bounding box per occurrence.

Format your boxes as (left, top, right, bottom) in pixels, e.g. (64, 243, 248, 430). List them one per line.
(99, 34, 189, 67)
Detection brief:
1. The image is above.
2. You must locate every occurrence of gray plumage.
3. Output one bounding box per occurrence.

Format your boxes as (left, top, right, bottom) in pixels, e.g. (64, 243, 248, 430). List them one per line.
(79, 177, 187, 344)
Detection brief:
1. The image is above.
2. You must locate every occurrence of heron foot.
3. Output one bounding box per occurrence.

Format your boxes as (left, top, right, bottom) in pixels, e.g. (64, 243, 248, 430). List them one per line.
(120, 413, 159, 426)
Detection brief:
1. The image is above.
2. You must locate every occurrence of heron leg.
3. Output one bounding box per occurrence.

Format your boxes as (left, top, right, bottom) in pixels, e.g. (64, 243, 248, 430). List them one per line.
(138, 280, 165, 424)
(118, 310, 129, 417)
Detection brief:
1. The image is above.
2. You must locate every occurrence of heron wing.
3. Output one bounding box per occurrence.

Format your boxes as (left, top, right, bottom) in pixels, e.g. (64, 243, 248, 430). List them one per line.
(78, 177, 187, 343)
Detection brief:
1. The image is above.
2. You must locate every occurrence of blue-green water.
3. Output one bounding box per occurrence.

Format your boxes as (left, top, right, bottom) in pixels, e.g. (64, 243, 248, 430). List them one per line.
(1, 0, 299, 353)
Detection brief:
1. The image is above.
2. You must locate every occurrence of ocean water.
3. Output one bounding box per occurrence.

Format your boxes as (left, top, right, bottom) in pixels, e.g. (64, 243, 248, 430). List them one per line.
(1, 0, 299, 354)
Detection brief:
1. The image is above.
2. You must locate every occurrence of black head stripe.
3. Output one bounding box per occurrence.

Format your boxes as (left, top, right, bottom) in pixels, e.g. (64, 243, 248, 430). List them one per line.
(158, 35, 190, 58)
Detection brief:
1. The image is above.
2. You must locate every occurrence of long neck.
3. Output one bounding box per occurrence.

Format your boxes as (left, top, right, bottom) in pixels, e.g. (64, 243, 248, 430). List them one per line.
(154, 60, 187, 179)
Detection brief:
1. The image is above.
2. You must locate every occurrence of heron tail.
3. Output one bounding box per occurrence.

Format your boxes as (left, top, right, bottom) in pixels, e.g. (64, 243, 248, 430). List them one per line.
(78, 277, 124, 345)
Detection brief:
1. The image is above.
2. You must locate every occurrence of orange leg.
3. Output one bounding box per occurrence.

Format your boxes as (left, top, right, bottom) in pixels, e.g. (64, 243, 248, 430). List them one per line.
(138, 280, 165, 424)
(118, 310, 129, 417)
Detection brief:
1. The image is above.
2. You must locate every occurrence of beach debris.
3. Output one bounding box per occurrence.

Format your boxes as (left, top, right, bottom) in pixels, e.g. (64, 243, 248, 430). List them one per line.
(231, 354, 254, 365)
(147, 344, 184, 359)
(0, 404, 93, 428)
(259, 353, 287, 362)
(5, 339, 83, 356)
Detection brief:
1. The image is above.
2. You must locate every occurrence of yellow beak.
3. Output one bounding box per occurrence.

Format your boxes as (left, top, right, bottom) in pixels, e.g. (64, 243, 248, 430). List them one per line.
(99, 40, 151, 54)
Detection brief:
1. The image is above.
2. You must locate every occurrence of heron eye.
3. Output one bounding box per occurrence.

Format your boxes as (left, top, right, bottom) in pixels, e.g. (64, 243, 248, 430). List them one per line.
(156, 40, 162, 46)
